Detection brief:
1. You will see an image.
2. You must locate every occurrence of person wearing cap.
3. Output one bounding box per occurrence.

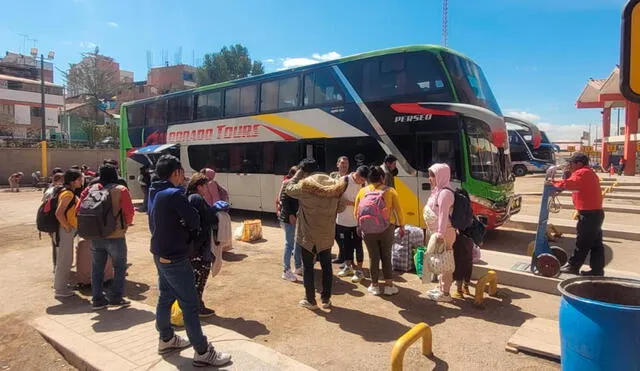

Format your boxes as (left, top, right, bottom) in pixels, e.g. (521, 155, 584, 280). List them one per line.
(550, 152, 604, 276)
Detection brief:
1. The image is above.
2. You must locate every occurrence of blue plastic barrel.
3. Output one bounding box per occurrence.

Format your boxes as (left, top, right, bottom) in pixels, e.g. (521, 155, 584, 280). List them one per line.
(558, 277, 640, 370)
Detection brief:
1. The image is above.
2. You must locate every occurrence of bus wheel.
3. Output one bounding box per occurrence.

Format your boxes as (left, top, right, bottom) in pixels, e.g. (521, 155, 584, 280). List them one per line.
(513, 165, 527, 177)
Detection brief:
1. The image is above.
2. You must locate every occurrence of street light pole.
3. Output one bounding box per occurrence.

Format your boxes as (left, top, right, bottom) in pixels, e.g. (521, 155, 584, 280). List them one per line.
(40, 54, 45, 140)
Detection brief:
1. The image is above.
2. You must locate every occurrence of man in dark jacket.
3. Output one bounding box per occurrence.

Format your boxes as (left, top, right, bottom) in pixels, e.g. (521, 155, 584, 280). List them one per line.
(279, 166, 301, 282)
(148, 154, 231, 367)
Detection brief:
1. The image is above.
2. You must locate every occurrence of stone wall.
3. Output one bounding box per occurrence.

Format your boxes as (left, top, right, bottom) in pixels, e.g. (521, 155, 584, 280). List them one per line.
(0, 148, 118, 184)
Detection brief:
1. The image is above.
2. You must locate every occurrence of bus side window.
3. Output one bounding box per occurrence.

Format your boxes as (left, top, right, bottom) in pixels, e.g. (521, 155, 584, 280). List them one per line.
(303, 69, 345, 106)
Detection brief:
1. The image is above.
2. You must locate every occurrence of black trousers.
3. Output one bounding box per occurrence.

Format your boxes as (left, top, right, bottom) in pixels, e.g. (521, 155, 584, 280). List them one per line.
(335, 225, 364, 263)
(301, 246, 332, 304)
(569, 210, 605, 273)
(453, 234, 473, 283)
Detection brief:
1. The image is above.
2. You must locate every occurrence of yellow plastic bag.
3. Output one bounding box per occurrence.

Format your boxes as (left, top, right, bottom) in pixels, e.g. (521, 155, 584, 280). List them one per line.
(170, 300, 184, 327)
(240, 219, 263, 242)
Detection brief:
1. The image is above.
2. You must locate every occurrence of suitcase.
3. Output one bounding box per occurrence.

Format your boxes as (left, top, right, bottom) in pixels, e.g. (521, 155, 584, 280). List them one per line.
(75, 239, 114, 286)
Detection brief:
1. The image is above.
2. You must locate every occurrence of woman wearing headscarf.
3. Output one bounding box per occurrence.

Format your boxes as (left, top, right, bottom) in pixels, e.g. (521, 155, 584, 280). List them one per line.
(200, 168, 229, 206)
(423, 163, 456, 302)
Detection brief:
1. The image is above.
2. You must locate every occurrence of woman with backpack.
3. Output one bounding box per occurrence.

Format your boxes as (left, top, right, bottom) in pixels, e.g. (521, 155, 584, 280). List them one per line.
(186, 173, 219, 318)
(422, 163, 456, 302)
(53, 169, 84, 299)
(354, 166, 404, 296)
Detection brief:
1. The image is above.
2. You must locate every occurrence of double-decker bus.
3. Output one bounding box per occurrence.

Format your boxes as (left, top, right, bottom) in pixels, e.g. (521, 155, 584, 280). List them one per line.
(120, 45, 520, 229)
(506, 116, 556, 176)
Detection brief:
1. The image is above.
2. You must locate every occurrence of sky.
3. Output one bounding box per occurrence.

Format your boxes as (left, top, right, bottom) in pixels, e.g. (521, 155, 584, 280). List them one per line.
(0, 0, 628, 141)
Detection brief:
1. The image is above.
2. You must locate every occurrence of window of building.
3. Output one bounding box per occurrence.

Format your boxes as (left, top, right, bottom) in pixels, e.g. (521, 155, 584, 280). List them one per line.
(0, 104, 15, 117)
(183, 72, 195, 82)
(7, 81, 22, 91)
(224, 88, 240, 116)
(31, 106, 42, 118)
(240, 85, 257, 114)
(146, 100, 166, 127)
(196, 91, 223, 120)
(167, 95, 193, 123)
(304, 69, 345, 106)
(138, 85, 145, 93)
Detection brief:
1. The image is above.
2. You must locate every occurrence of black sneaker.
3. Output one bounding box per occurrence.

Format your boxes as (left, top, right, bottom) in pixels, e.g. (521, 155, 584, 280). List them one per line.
(92, 299, 109, 311)
(560, 264, 580, 275)
(332, 258, 345, 264)
(108, 299, 131, 309)
(580, 269, 604, 277)
(199, 307, 216, 318)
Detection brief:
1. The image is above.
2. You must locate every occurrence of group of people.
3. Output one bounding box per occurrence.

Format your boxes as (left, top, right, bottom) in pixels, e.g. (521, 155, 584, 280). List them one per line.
(275, 153, 476, 308)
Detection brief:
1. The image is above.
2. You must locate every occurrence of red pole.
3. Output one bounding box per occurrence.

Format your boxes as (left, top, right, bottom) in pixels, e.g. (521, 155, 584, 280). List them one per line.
(623, 101, 639, 175)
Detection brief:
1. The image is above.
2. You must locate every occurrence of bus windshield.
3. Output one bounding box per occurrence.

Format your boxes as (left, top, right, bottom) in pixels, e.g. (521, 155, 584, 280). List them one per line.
(466, 118, 510, 184)
(442, 52, 502, 116)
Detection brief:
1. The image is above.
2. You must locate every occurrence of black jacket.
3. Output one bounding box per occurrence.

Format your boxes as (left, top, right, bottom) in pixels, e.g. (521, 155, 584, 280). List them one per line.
(278, 182, 299, 224)
(188, 193, 217, 262)
(148, 180, 200, 260)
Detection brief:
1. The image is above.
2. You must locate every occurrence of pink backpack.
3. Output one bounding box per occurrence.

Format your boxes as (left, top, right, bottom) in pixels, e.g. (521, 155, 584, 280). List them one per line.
(357, 188, 389, 234)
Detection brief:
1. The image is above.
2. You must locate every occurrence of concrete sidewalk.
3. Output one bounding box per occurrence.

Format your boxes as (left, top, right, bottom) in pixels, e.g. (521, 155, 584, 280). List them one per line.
(32, 300, 315, 371)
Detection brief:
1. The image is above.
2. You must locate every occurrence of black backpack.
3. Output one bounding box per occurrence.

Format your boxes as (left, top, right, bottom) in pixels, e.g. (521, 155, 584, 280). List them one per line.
(77, 184, 119, 239)
(36, 186, 73, 234)
(443, 187, 474, 231)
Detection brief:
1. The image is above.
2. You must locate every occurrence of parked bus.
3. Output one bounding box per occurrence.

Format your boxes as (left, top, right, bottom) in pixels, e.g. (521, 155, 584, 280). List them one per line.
(506, 116, 556, 176)
(120, 45, 520, 229)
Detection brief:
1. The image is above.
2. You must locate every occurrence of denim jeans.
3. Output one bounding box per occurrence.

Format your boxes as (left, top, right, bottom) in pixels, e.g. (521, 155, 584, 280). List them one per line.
(281, 222, 301, 272)
(154, 255, 208, 354)
(91, 238, 127, 303)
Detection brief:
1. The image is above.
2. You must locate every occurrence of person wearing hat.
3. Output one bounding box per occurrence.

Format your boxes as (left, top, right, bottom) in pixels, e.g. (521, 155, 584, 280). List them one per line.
(550, 152, 604, 276)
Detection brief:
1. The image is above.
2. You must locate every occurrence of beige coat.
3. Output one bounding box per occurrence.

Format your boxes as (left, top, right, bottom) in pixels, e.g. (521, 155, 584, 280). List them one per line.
(284, 171, 347, 252)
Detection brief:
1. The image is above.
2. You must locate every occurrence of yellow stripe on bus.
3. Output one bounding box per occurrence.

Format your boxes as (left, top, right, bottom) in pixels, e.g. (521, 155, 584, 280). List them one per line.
(395, 177, 426, 229)
(254, 113, 329, 139)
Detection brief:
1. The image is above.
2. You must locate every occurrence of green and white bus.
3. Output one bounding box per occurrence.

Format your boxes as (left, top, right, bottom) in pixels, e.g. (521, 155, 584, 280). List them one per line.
(120, 45, 520, 229)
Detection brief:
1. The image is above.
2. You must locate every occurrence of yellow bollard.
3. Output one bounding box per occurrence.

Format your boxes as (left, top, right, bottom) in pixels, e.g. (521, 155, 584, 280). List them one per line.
(391, 322, 432, 371)
(40, 140, 47, 179)
(474, 270, 498, 306)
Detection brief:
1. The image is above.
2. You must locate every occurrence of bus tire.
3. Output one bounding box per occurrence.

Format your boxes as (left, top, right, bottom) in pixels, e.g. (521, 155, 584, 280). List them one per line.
(513, 165, 527, 177)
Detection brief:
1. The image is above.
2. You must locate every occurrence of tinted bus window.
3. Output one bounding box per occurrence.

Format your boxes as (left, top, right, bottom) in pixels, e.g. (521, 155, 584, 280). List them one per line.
(196, 91, 222, 119)
(274, 142, 300, 175)
(324, 137, 386, 170)
(167, 95, 193, 123)
(127, 105, 145, 128)
(146, 100, 166, 127)
(240, 85, 257, 114)
(260, 81, 278, 111)
(342, 52, 451, 101)
(304, 69, 345, 106)
(278, 77, 299, 109)
(225, 88, 240, 116)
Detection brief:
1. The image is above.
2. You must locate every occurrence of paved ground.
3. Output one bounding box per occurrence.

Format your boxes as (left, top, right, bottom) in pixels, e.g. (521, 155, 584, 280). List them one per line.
(0, 187, 567, 371)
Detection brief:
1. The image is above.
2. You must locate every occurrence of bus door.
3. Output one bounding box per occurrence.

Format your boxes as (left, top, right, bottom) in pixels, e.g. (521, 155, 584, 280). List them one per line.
(415, 132, 462, 227)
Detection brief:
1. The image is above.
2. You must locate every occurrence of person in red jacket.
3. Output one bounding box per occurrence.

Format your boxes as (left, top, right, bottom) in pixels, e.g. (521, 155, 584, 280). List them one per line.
(551, 152, 605, 276)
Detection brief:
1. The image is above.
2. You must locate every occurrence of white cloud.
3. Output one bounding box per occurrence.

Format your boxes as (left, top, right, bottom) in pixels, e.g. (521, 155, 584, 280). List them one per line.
(263, 58, 275, 63)
(506, 111, 541, 123)
(277, 51, 341, 71)
(107, 21, 119, 28)
(80, 41, 98, 49)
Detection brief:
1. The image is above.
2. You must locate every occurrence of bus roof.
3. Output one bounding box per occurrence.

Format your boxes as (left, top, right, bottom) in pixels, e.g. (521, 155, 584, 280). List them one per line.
(121, 44, 471, 107)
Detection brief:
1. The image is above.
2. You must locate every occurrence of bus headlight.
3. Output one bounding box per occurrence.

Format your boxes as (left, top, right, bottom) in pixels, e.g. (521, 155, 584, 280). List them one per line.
(469, 195, 494, 209)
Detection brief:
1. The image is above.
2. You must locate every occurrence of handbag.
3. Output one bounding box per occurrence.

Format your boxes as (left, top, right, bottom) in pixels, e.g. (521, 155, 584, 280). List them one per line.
(423, 233, 455, 275)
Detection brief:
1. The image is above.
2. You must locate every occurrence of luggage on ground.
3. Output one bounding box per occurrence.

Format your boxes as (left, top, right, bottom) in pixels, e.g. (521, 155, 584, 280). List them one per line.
(75, 239, 114, 285)
(235, 219, 263, 242)
(391, 226, 424, 272)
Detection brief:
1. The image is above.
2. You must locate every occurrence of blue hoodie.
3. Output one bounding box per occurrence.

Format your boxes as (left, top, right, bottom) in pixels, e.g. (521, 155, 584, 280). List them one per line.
(148, 180, 200, 260)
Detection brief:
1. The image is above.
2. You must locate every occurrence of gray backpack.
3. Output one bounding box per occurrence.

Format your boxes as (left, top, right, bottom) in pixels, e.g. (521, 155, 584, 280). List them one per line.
(77, 184, 119, 239)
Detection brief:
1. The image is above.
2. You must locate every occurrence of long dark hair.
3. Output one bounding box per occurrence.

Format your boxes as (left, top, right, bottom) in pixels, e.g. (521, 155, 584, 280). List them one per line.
(367, 166, 385, 184)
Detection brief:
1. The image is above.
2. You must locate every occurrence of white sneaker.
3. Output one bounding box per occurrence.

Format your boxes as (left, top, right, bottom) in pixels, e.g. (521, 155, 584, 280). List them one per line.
(384, 285, 399, 296)
(294, 267, 303, 275)
(321, 300, 332, 309)
(427, 287, 440, 295)
(158, 334, 191, 354)
(281, 271, 297, 282)
(193, 343, 232, 367)
(298, 299, 318, 310)
(351, 270, 364, 283)
(367, 284, 382, 296)
(427, 290, 452, 302)
(337, 265, 353, 277)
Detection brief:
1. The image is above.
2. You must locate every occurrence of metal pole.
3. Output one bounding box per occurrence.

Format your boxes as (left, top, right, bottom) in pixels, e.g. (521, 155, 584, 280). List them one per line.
(40, 54, 45, 140)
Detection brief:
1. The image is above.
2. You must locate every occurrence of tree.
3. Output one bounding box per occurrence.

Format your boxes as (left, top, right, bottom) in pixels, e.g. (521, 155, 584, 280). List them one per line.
(64, 47, 121, 147)
(197, 44, 265, 86)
